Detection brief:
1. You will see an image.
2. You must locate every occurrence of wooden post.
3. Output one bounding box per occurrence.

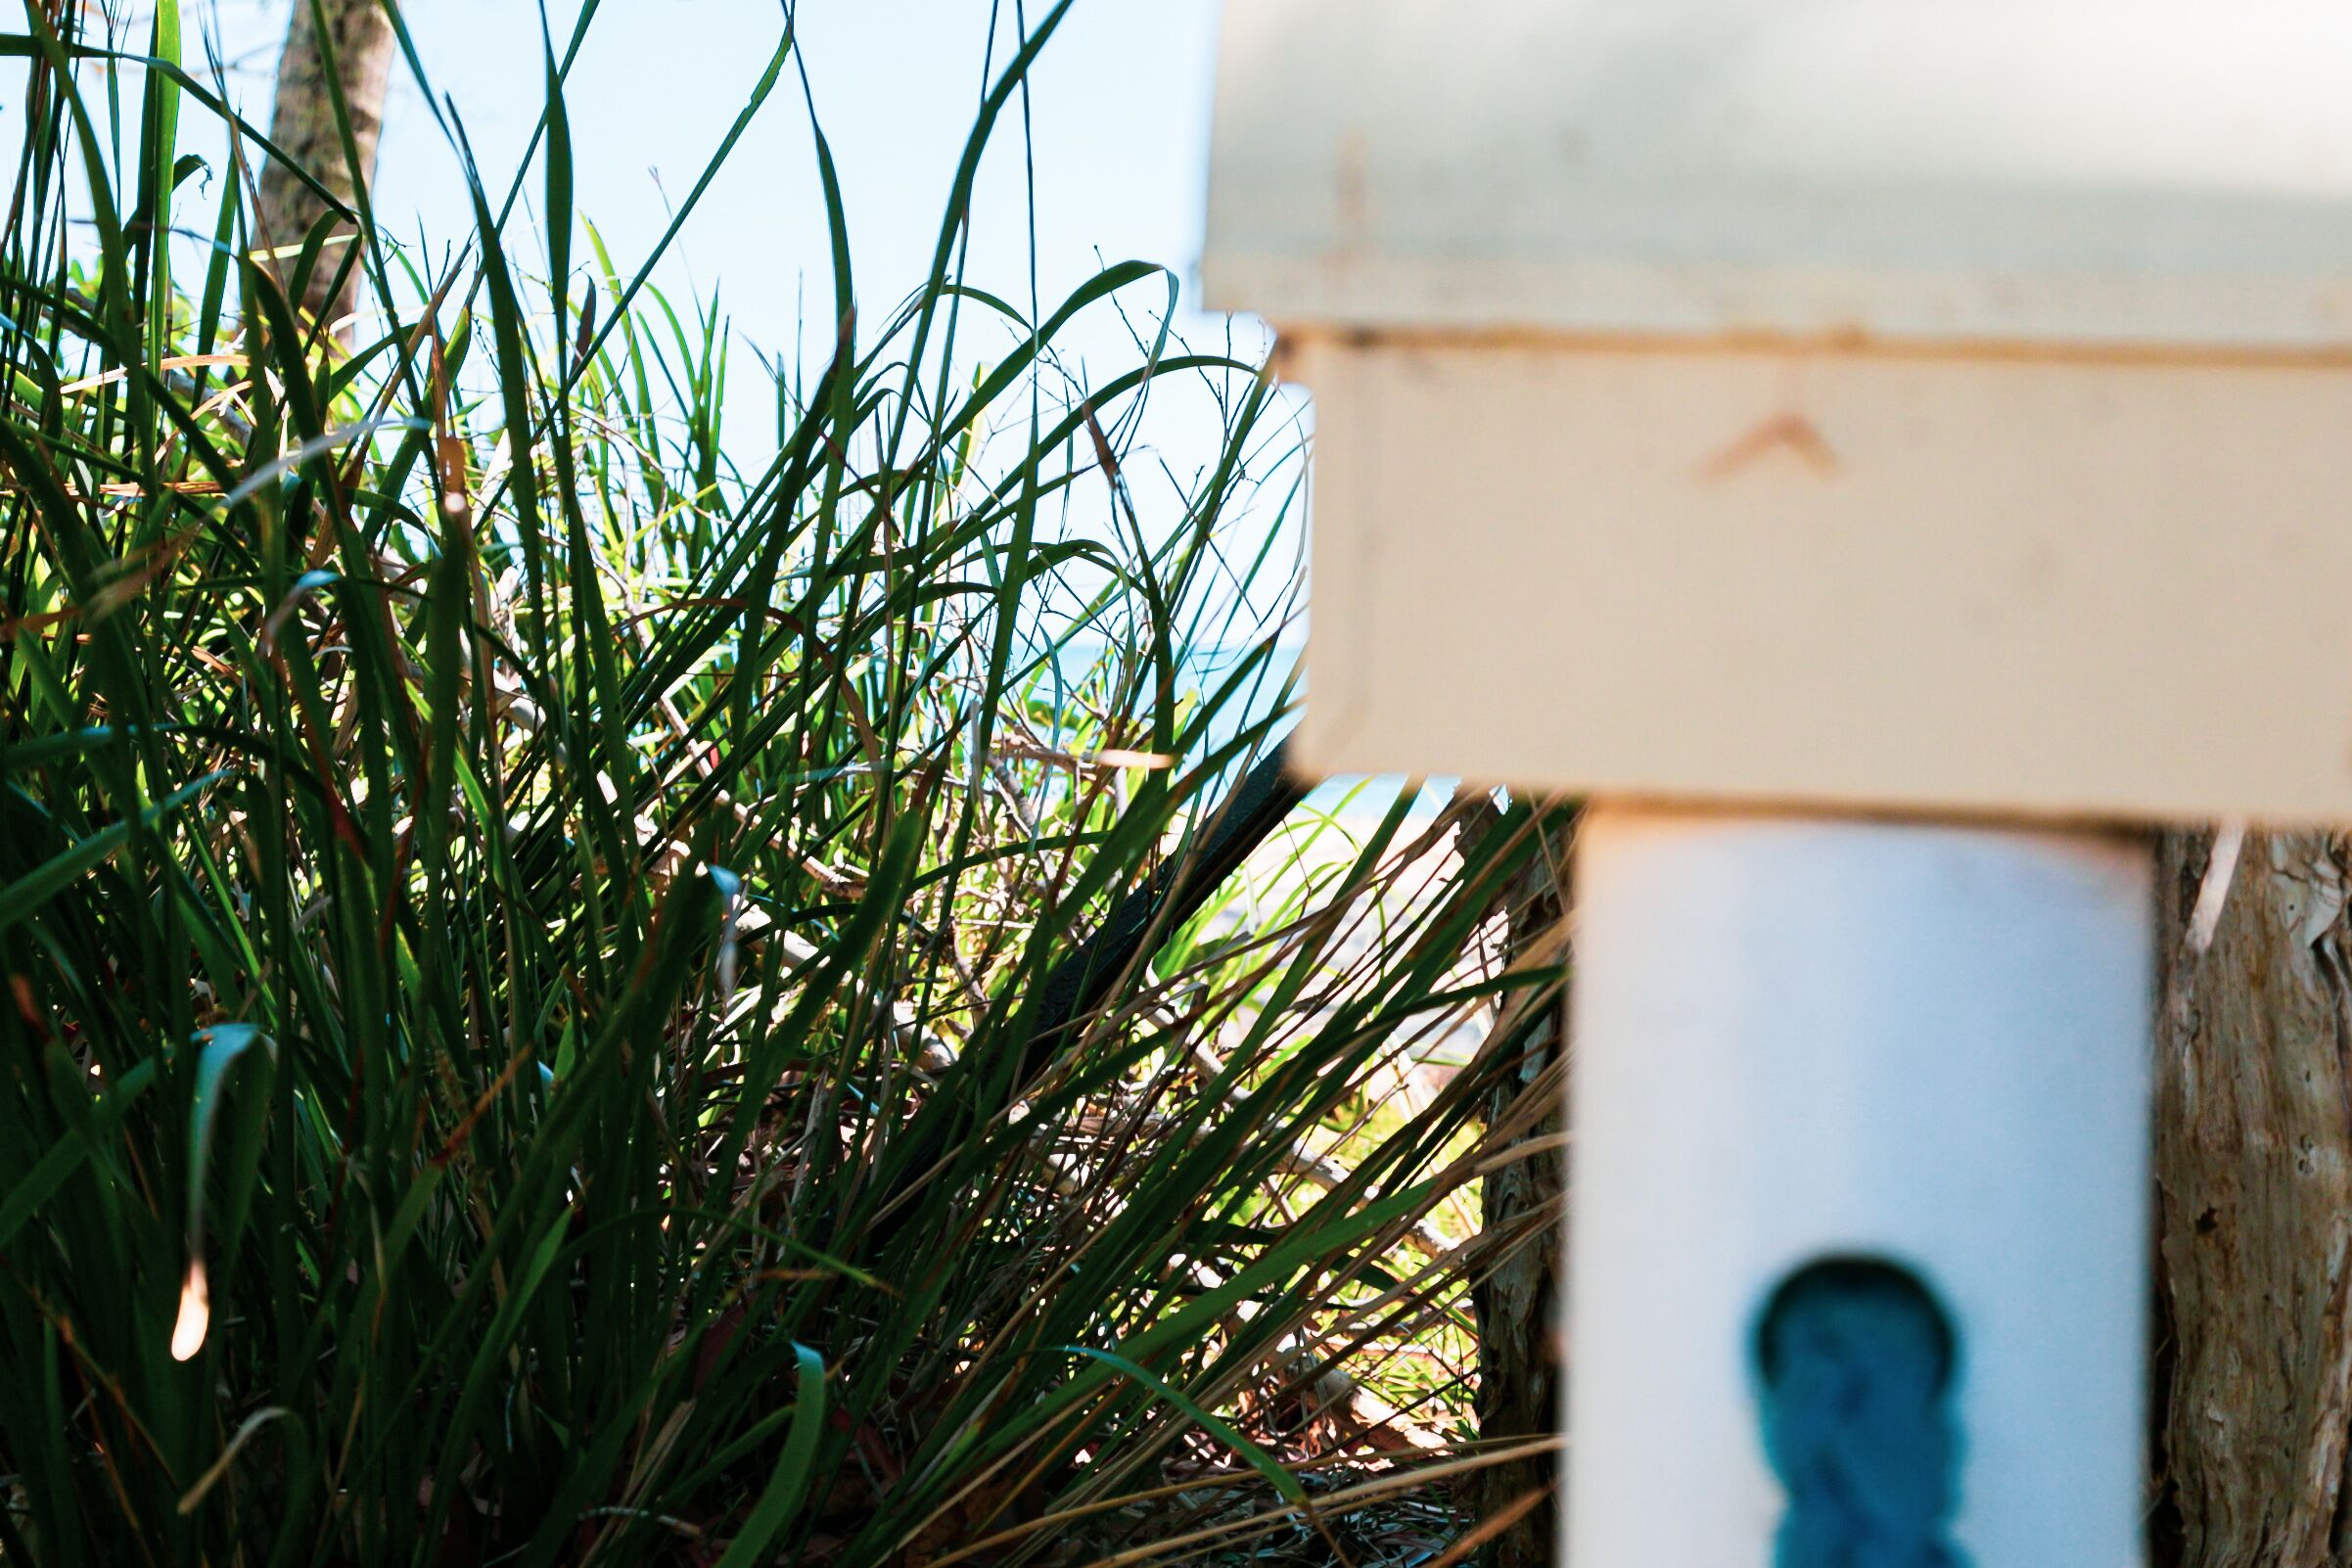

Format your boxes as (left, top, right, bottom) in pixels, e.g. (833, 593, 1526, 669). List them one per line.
(2152, 826, 2352, 1567)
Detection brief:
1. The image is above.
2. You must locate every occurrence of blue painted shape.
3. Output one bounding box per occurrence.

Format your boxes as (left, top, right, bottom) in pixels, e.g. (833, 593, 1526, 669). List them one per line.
(1754, 1257, 1968, 1568)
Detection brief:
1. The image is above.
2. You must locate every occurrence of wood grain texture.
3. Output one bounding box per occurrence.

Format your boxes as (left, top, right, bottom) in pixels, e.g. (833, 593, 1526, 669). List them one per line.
(2156, 827, 2352, 1567)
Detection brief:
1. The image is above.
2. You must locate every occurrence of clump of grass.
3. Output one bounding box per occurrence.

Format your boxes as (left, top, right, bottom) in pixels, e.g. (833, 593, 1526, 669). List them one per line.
(0, 4, 1563, 1564)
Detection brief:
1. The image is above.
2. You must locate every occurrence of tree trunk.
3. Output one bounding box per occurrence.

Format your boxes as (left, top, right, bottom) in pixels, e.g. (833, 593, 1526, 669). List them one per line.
(258, 0, 396, 332)
(1468, 805, 1572, 1566)
(1470, 1033, 1566, 1565)
(2154, 826, 2352, 1567)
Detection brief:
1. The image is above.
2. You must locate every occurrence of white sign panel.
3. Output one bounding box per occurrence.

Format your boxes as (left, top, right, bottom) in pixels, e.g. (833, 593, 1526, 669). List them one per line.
(1568, 808, 2152, 1567)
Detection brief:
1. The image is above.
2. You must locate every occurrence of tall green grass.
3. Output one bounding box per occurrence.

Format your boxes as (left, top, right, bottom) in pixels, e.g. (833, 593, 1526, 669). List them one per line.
(0, 3, 1562, 1563)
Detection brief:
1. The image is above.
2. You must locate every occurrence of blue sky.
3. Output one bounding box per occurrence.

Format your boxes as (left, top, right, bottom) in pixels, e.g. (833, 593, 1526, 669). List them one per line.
(180, 2, 1270, 453)
(5, 1, 1314, 646)
(133, 2, 1309, 648)
(4, 0, 1389, 799)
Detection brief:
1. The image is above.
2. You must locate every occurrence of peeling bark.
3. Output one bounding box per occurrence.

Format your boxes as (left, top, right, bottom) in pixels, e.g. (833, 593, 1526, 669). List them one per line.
(2154, 827, 2352, 1568)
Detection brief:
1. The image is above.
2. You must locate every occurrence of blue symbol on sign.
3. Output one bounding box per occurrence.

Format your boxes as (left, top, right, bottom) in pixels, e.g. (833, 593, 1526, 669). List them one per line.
(1754, 1256, 1968, 1568)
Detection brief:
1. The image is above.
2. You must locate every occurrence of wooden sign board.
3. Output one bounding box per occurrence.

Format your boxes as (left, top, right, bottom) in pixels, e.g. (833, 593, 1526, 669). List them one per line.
(1288, 338, 2352, 822)
(1206, 0, 2352, 822)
